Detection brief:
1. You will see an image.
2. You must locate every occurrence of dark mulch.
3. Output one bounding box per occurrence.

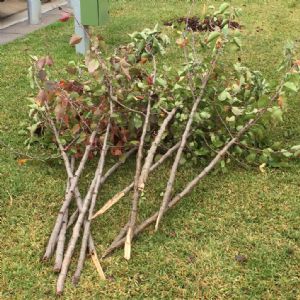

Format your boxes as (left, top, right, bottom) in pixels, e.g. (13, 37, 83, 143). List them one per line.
(164, 16, 241, 32)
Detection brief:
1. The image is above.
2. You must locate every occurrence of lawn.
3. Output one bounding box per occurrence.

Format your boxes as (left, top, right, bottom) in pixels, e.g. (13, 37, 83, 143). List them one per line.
(0, 0, 300, 299)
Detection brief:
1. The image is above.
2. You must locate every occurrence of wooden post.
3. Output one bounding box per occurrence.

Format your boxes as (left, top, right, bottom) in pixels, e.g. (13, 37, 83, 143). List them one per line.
(71, 0, 90, 55)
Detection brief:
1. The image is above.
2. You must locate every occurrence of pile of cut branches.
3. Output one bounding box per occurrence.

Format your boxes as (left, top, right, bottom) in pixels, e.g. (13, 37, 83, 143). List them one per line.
(25, 3, 300, 295)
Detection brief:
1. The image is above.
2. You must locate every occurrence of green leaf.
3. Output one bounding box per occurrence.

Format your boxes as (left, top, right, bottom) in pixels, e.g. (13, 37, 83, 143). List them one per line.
(218, 90, 231, 101)
(200, 111, 211, 119)
(219, 3, 230, 14)
(284, 82, 298, 92)
(156, 77, 167, 87)
(133, 114, 143, 129)
(233, 37, 242, 49)
(232, 107, 244, 116)
(246, 152, 256, 163)
(271, 107, 283, 123)
(291, 145, 300, 151)
(281, 149, 293, 158)
(207, 31, 221, 43)
(226, 116, 236, 122)
(87, 59, 100, 74)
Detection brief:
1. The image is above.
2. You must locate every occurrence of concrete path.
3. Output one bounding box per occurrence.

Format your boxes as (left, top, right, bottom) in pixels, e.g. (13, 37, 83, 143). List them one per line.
(0, 3, 68, 45)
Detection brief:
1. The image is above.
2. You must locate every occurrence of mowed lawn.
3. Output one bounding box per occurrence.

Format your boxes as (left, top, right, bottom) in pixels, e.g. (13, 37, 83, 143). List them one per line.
(1, 0, 300, 299)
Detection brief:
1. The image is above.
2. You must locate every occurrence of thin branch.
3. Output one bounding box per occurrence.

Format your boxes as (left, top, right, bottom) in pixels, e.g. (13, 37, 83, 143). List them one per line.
(111, 95, 146, 116)
(138, 107, 177, 191)
(72, 144, 136, 285)
(53, 157, 75, 272)
(56, 115, 112, 295)
(155, 52, 220, 231)
(43, 106, 99, 260)
(101, 72, 292, 257)
(101, 117, 257, 258)
(124, 99, 151, 260)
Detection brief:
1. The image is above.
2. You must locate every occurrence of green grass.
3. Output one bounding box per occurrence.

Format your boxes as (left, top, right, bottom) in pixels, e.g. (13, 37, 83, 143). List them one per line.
(1, 0, 300, 299)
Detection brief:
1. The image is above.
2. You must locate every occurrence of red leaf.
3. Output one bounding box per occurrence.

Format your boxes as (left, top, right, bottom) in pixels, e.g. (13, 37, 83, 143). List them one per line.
(36, 89, 47, 106)
(176, 37, 189, 48)
(111, 141, 124, 156)
(120, 128, 129, 143)
(69, 34, 82, 46)
(63, 114, 69, 126)
(278, 96, 284, 109)
(146, 75, 154, 86)
(36, 57, 46, 70)
(71, 124, 81, 135)
(17, 158, 29, 166)
(38, 70, 47, 81)
(54, 103, 66, 120)
(45, 55, 54, 66)
(59, 12, 71, 22)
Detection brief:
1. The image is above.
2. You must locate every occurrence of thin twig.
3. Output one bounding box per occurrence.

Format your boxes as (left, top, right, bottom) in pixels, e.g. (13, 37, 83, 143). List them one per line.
(124, 99, 151, 260)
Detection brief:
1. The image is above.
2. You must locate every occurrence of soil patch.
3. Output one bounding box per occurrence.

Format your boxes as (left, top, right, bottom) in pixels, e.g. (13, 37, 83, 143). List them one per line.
(164, 16, 241, 32)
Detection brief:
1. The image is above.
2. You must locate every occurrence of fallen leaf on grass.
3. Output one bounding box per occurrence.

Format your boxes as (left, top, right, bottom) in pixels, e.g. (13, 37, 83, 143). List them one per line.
(235, 254, 248, 264)
(17, 158, 29, 166)
(69, 34, 82, 46)
(59, 12, 71, 22)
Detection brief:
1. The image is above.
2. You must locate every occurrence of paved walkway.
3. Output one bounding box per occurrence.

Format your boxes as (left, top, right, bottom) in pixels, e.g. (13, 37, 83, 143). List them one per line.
(0, 5, 68, 45)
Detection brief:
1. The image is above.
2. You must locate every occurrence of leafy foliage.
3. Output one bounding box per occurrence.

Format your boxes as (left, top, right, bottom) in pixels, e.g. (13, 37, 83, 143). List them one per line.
(26, 3, 300, 170)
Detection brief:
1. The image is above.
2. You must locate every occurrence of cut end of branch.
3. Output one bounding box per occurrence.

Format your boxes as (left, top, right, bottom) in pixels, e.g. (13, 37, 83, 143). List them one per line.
(124, 245, 131, 260)
(42, 255, 50, 262)
(137, 182, 145, 191)
(91, 251, 106, 280)
(72, 275, 80, 286)
(154, 215, 162, 232)
(91, 191, 126, 220)
(124, 230, 132, 260)
(53, 265, 61, 273)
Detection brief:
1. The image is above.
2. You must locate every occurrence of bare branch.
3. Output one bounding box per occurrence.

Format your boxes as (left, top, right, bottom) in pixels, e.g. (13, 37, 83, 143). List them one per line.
(56, 120, 112, 295)
(124, 99, 151, 260)
(91, 141, 181, 220)
(155, 53, 220, 231)
(43, 108, 99, 260)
